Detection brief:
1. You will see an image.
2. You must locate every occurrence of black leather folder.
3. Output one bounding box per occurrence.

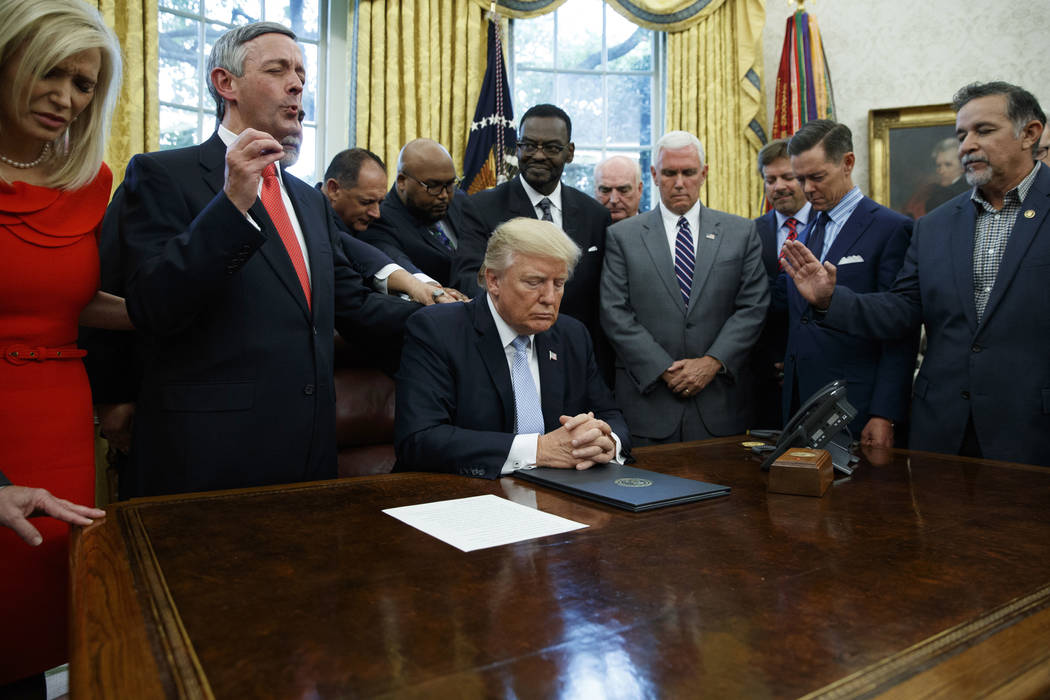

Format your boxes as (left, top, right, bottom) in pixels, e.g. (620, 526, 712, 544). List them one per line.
(513, 463, 730, 512)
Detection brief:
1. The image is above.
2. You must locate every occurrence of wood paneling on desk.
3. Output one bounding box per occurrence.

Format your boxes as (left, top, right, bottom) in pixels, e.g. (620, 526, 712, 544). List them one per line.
(71, 438, 1050, 698)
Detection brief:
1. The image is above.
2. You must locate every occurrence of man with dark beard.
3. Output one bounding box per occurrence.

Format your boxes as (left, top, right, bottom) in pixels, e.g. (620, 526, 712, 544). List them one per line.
(783, 81, 1050, 466)
(359, 138, 478, 299)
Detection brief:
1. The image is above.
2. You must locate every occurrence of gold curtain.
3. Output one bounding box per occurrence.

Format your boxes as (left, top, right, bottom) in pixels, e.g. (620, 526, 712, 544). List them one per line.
(355, 0, 497, 180)
(96, 0, 159, 188)
(666, 0, 765, 217)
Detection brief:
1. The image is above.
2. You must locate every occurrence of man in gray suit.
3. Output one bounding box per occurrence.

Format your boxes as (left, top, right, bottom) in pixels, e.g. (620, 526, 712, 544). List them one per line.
(600, 130, 769, 445)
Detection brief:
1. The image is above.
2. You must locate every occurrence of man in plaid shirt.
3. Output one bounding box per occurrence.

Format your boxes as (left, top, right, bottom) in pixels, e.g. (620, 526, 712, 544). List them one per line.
(782, 81, 1050, 467)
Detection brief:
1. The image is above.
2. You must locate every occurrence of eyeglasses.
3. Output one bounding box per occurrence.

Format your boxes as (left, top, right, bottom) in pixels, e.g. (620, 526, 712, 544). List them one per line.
(517, 140, 568, 157)
(402, 172, 462, 196)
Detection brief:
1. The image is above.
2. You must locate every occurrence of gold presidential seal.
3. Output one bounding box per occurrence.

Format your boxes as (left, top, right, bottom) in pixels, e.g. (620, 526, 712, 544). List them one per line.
(614, 477, 653, 488)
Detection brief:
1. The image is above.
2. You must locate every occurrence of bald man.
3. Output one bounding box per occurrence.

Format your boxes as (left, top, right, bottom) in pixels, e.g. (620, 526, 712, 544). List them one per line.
(359, 138, 482, 298)
(594, 155, 643, 222)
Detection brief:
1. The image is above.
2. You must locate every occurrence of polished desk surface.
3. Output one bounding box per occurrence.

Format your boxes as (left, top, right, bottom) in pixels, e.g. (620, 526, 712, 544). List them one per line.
(71, 438, 1050, 699)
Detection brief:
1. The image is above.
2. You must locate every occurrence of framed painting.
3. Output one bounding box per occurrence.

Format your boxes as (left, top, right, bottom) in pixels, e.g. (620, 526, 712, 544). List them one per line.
(868, 104, 963, 219)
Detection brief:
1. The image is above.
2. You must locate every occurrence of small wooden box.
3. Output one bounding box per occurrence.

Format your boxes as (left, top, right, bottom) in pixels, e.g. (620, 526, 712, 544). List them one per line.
(767, 448, 833, 497)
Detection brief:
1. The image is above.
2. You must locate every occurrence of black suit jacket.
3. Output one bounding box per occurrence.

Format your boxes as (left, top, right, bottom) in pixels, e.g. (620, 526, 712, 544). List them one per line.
(359, 187, 481, 294)
(116, 133, 419, 496)
(461, 177, 613, 375)
(394, 295, 629, 479)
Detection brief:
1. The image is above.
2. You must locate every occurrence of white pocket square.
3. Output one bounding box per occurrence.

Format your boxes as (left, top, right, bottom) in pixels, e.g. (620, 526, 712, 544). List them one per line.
(837, 255, 864, 265)
(587, 246, 598, 252)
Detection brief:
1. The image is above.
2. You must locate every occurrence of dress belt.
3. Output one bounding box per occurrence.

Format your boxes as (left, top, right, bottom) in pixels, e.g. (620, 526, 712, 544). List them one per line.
(3, 343, 87, 365)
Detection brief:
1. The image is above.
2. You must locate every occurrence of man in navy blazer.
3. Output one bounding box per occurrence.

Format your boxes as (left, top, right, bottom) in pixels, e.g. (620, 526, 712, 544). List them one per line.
(459, 104, 614, 378)
(781, 120, 916, 447)
(784, 82, 1049, 466)
(115, 22, 418, 496)
(359, 139, 481, 297)
(749, 139, 812, 429)
(395, 218, 628, 479)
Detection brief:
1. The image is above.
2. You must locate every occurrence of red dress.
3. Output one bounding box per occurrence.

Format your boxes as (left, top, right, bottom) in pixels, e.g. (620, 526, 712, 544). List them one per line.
(0, 164, 111, 683)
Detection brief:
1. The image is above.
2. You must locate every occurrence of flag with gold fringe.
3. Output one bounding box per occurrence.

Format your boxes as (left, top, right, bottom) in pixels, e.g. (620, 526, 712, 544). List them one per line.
(463, 13, 516, 195)
(772, 8, 836, 140)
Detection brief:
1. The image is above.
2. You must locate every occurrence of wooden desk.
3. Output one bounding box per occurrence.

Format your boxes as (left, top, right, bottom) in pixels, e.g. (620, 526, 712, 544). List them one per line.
(71, 439, 1050, 698)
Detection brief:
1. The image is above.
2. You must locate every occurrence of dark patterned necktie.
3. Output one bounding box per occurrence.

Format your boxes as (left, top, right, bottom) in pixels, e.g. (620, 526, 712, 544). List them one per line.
(674, 216, 694, 305)
(806, 212, 828, 262)
(428, 222, 454, 251)
(537, 197, 554, 222)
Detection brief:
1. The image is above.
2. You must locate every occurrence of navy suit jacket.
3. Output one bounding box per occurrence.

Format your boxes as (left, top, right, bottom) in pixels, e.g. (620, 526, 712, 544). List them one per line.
(747, 209, 790, 428)
(783, 196, 916, 435)
(461, 177, 614, 377)
(117, 133, 419, 496)
(394, 295, 629, 479)
(359, 187, 481, 294)
(823, 164, 1050, 465)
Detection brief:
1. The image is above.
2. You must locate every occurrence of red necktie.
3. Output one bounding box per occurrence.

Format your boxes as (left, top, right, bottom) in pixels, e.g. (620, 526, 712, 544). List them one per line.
(260, 164, 311, 309)
(778, 216, 799, 269)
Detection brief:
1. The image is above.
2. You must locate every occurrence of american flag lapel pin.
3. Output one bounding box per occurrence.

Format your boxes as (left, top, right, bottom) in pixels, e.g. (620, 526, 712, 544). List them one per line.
(549, 350, 557, 361)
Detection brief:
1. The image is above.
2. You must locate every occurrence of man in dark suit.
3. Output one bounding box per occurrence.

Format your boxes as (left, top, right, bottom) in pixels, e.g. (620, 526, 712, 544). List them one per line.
(460, 104, 613, 376)
(321, 147, 466, 305)
(784, 82, 1050, 466)
(600, 131, 769, 445)
(749, 138, 811, 429)
(359, 138, 480, 297)
(782, 119, 916, 447)
(395, 217, 628, 479)
(114, 22, 418, 496)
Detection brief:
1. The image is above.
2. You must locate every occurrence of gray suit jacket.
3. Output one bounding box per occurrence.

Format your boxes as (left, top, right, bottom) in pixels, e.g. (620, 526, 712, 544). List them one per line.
(600, 205, 769, 439)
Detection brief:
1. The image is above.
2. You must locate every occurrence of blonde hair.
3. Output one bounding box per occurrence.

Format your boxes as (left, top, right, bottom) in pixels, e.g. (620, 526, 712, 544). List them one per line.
(0, 0, 122, 190)
(479, 217, 581, 284)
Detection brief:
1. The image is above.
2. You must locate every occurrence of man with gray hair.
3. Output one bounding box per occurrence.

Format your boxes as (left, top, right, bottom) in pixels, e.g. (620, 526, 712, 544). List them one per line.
(783, 81, 1050, 465)
(395, 217, 629, 478)
(601, 130, 769, 445)
(108, 22, 419, 496)
(594, 155, 643, 221)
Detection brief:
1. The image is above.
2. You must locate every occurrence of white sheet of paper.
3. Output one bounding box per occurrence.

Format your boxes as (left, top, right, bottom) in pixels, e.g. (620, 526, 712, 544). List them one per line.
(383, 494, 588, 552)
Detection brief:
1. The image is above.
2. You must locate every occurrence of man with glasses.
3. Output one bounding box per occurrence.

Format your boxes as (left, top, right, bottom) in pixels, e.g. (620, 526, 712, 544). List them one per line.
(461, 104, 614, 378)
(359, 138, 478, 298)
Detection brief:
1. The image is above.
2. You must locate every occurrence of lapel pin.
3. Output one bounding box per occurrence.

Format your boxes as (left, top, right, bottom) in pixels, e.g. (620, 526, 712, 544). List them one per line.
(1024, 209, 1036, 218)
(549, 350, 557, 361)
(706, 233, 716, 239)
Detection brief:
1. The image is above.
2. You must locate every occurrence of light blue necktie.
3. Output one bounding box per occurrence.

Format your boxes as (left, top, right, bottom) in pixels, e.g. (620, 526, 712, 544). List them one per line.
(511, 336, 544, 434)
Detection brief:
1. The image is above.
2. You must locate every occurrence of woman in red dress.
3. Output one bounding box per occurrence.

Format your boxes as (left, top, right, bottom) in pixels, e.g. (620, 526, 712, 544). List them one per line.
(0, 0, 128, 692)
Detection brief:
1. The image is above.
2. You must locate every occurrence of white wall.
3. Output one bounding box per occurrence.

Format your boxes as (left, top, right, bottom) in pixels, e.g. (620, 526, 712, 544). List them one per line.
(762, 0, 1049, 196)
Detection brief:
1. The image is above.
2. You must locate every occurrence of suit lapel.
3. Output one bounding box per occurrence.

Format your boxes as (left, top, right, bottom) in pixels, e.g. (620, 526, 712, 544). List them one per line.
(198, 133, 226, 196)
(688, 206, 722, 312)
(639, 209, 684, 312)
(823, 198, 873, 266)
(949, 199, 979, 332)
(561, 187, 580, 239)
(509, 178, 539, 219)
(535, 330, 564, 432)
(981, 170, 1050, 325)
(473, 296, 516, 431)
(757, 211, 779, 278)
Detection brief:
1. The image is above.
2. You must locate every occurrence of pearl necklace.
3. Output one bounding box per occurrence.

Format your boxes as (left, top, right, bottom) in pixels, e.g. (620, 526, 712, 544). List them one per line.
(0, 142, 52, 169)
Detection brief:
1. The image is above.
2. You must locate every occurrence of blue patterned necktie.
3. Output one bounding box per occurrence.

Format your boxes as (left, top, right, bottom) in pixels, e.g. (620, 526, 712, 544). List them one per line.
(427, 221, 454, 251)
(511, 336, 544, 434)
(537, 197, 554, 222)
(807, 212, 828, 262)
(674, 216, 695, 305)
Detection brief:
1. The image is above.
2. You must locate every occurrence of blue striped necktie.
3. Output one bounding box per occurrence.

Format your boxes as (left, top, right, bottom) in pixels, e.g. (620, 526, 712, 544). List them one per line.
(511, 336, 544, 434)
(674, 216, 695, 305)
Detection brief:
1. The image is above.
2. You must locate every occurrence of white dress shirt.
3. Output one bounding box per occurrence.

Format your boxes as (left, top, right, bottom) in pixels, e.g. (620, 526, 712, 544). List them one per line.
(519, 176, 565, 229)
(658, 199, 701, 256)
(218, 125, 311, 282)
